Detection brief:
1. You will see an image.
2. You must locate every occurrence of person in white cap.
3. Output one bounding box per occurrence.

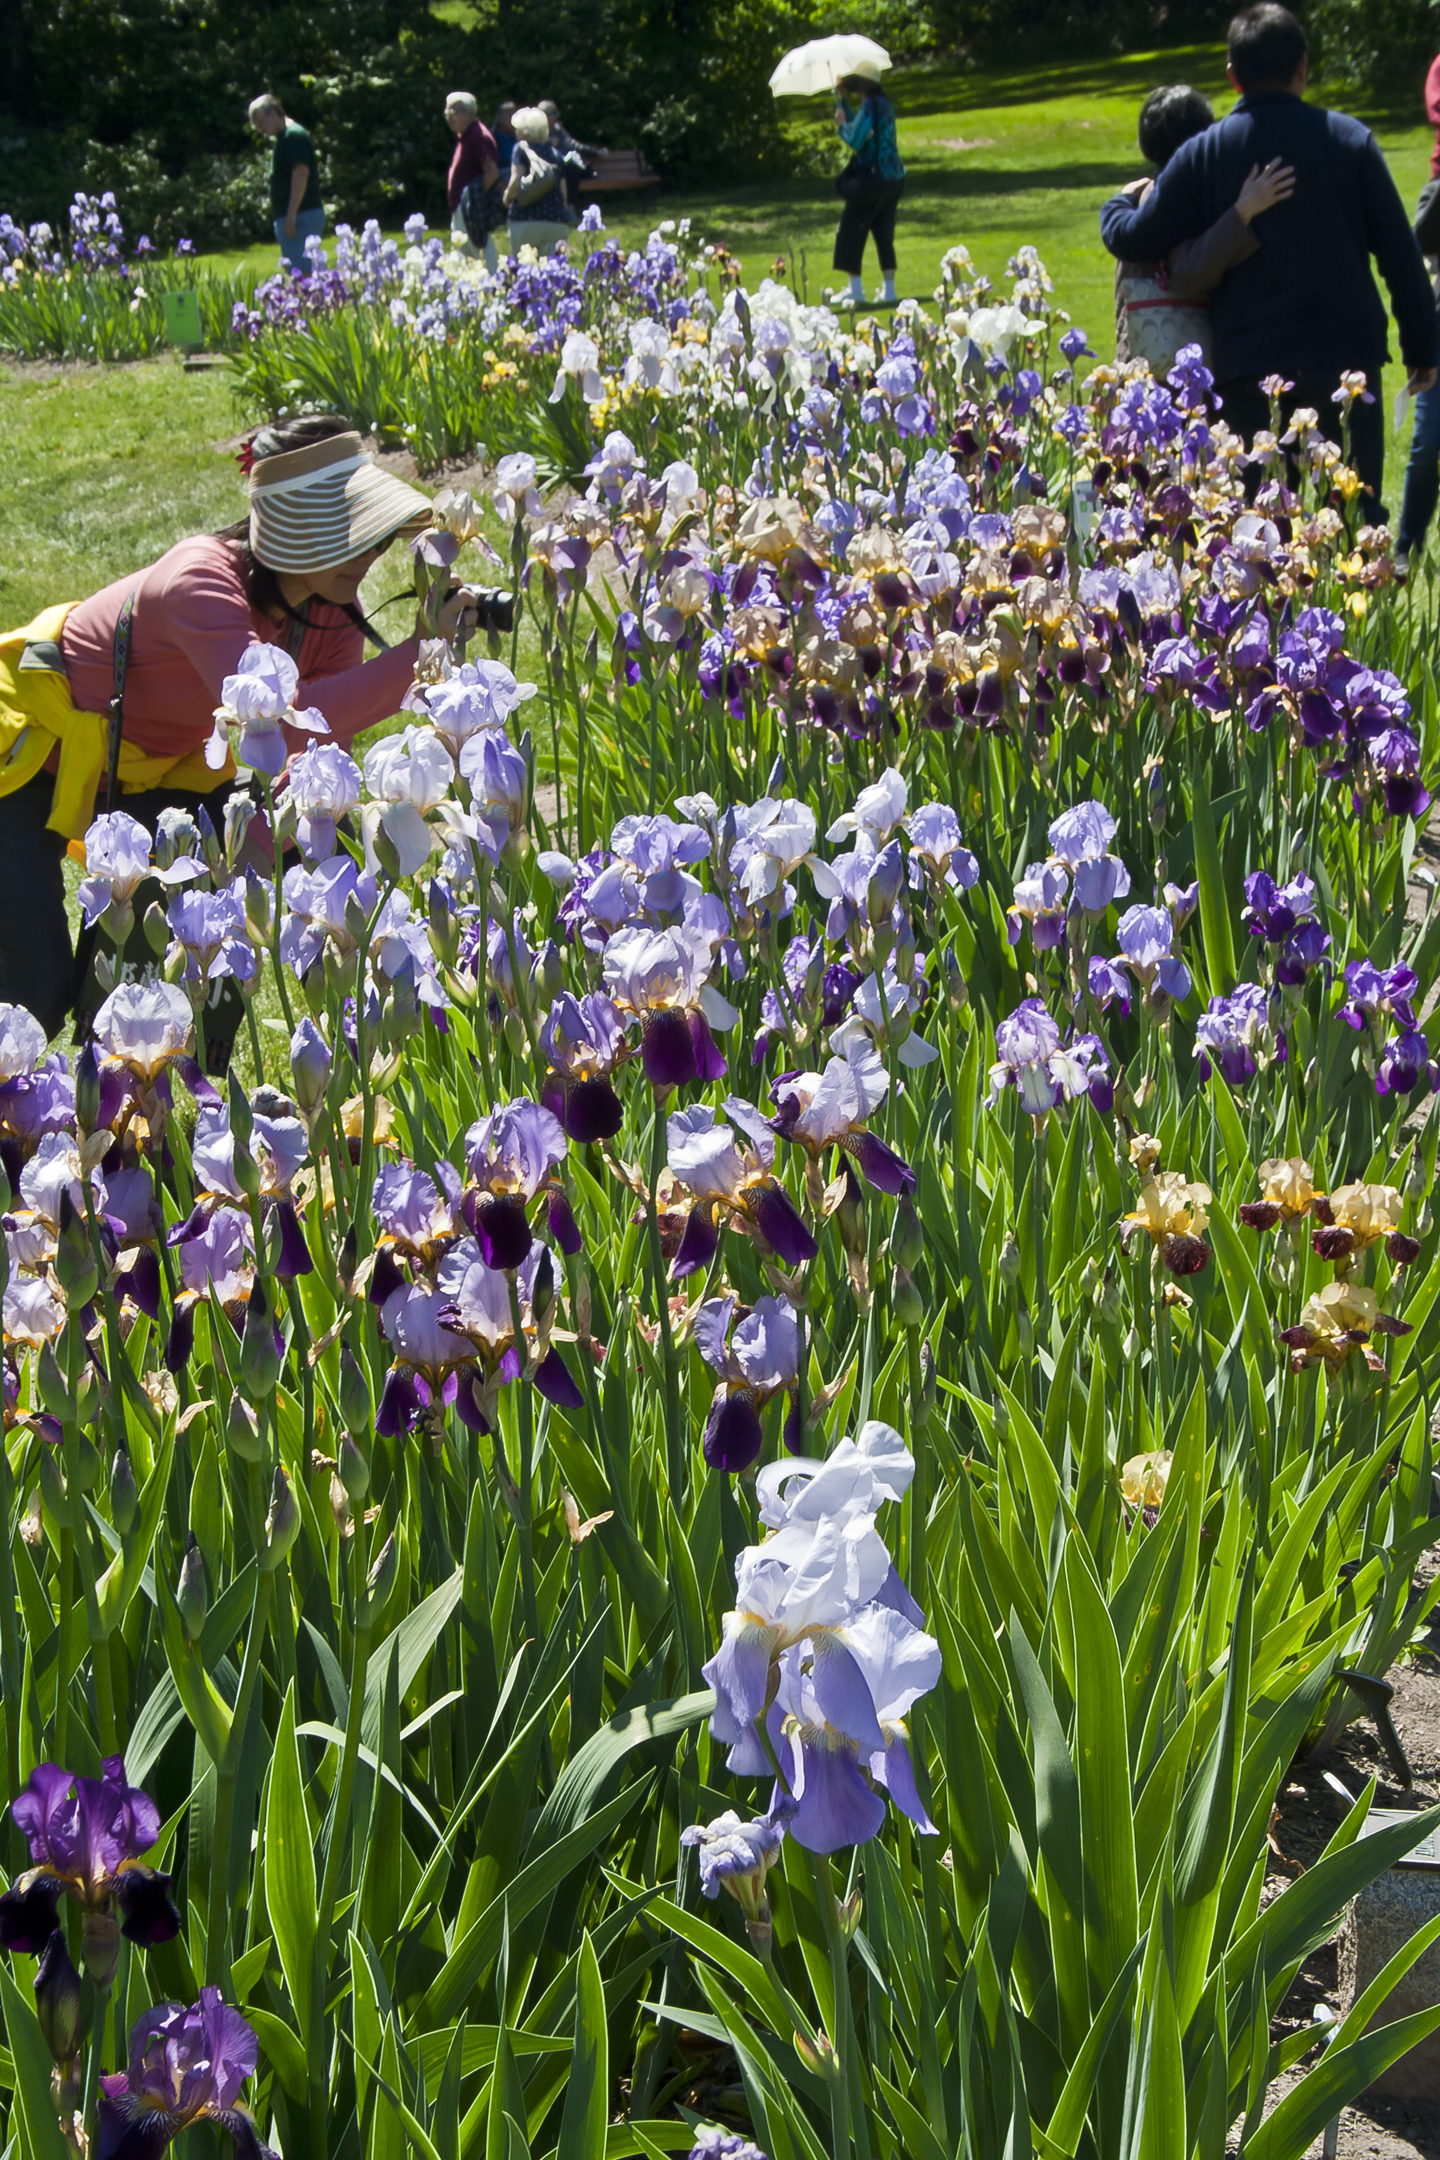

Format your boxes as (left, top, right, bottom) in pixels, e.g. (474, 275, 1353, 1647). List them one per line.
(0, 415, 484, 1037)
(832, 62, 906, 308)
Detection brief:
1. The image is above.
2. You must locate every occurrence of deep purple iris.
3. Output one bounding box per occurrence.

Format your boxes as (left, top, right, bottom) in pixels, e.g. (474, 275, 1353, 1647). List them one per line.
(98, 1989, 275, 2160)
(1, 1760, 181, 1982)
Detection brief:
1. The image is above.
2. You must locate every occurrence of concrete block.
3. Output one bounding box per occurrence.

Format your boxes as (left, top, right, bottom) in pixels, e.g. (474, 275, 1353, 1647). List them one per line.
(1337, 1812, 1440, 2100)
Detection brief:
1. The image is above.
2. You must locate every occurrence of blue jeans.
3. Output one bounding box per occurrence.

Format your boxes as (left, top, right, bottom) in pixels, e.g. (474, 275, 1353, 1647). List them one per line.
(274, 207, 326, 270)
(1398, 381, 1440, 557)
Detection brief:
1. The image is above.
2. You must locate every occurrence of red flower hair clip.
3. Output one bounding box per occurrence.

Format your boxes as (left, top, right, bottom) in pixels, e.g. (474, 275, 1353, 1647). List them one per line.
(235, 436, 258, 478)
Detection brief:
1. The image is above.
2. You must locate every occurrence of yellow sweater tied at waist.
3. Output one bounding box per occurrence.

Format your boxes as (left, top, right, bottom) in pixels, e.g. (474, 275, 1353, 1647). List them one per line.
(0, 605, 235, 851)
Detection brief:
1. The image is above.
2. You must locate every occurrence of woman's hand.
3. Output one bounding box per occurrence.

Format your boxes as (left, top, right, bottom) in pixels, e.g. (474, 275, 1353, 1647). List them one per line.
(421, 584, 483, 643)
(1235, 158, 1295, 225)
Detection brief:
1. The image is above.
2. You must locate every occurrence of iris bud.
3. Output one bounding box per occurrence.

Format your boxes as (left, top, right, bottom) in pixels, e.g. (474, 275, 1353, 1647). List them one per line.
(941, 943, 968, 1014)
(196, 802, 223, 874)
(289, 1018, 332, 1116)
(244, 866, 274, 938)
(337, 1228, 358, 1298)
(835, 1166, 866, 1258)
(535, 938, 564, 1000)
(891, 1194, 924, 1271)
(110, 1447, 139, 1535)
(891, 1265, 924, 1328)
(74, 1041, 101, 1139)
(53, 1191, 98, 1307)
(370, 818, 403, 883)
(344, 892, 371, 951)
(144, 899, 169, 958)
(338, 1434, 370, 1504)
(37, 1340, 70, 1422)
(998, 1233, 1022, 1289)
(361, 1531, 399, 1624)
(238, 1278, 282, 1401)
(428, 879, 460, 970)
(260, 1464, 300, 1571)
(227, 1076, 253, 1146)
(177, 1535, 208, 1644)
(34, 1931, 82, 2064)
(70, 1433, 101, 1493)
(223, 789, 255, 867)
(226, 1388, 263, 1462)
(337, 1345, 373, 1438)
(531, 1246, 556, 1333)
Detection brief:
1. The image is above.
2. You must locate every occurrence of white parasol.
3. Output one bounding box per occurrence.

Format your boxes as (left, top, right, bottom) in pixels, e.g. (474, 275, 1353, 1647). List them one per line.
(768, 34, 892, 98)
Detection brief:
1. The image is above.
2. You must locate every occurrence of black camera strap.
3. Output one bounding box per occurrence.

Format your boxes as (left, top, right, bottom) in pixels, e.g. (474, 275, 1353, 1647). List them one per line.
(104, 588, 138, 818)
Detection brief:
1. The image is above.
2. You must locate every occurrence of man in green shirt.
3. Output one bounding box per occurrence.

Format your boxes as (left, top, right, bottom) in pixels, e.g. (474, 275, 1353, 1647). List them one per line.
(248, 94, 326, 270)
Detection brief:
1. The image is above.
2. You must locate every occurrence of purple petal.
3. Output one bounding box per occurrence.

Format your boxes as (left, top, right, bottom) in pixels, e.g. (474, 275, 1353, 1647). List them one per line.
(702, 1387, 764, 1473)
(114, 1867, 182, 1944)
(671, 1204, 720, 1281)
(369, 1248, 406, 1307)
(117, 1247, 161, 1321)
(809, 1633, 885, 1749)
(0, 1877, 62, 1953)
(533, 1346, 585, 1409)
(546, 1187, 582, 1256)
(164, 1305, 195, 1375)
(474, 1193, 533, 1272)
(871, 1733, 936, 1833)
(688, 1009, 728, 1082)
(564, 1076, 624, 1144)
(452, 1372, 489, 1432)
(750, 1181, 818, 1266)
(641, 1009, 699, 1090)
(850, 1130, 917, 1195)
(273, 1199, 313, 1280)
(375, 1366, 420, 1438)
(702, 1623, 774, 1730)
(785, 1733, 887, 1854)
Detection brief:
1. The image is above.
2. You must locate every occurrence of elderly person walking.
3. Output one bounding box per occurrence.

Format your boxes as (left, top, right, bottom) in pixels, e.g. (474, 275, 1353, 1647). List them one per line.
(503, 107, 571, 257)
(444, 90, 502, 270)
(831, 62, 906, 309)
(248, 94, 325, 271)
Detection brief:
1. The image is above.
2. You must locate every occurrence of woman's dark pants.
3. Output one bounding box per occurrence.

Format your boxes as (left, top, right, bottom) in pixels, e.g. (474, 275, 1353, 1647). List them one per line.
(0, 772, 238, 1045)
(833, 179, 905, 277)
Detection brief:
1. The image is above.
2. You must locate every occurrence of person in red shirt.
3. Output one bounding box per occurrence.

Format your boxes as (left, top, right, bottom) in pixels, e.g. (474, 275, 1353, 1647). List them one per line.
(445, 91, 501, 270)
(0, 416, 484, 1036)
(1427, 53, 1440, 176)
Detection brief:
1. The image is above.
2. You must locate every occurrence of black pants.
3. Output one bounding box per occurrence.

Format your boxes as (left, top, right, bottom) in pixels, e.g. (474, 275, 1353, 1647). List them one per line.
(833, 180, 904, 277)
(0, 771, 239, 1045)
(1216, 369, 1387, 525)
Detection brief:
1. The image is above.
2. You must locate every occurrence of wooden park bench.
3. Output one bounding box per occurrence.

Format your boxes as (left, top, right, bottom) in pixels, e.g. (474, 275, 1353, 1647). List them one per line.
(579, 149, 659, 194)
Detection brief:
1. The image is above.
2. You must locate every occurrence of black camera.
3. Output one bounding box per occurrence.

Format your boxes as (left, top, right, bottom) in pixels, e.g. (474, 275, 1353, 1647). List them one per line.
(460, 584, 517, 634)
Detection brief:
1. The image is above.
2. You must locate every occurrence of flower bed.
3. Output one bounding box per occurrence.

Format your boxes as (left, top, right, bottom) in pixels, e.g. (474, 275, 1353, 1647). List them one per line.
(0, 194, 258, 363)
(1, 229, 1439, 2160)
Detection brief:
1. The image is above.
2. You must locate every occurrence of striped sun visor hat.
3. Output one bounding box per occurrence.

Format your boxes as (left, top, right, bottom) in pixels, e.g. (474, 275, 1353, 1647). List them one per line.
(248, 431, 435, 572)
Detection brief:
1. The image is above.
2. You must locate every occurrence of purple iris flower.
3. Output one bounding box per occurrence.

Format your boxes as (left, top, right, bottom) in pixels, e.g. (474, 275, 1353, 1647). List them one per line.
(771, 1041, 914, 1194)
(1366, 725, 1432, 820)
(610, 812, 711, 916)
(905, 802, 979, 894)
(767, 1602, 939, 1854)
(986, 999, 1095, 1117)
(437, 1237, 584, 1419)
(693, 1292, 803, 1471)
(1338, 960, 1419, 1033)
(1115, 903, 1191, 1009)
(1047, 799, 1130, 915)
(98, 1989, 275, 2160)
(679, 1808, 788, 1900)
(1274, 918, 1331, 987)
(1007, 861, 1069, 949)
(278, 855, 377, 977)
(1376, 1028, 1438, 1098)
(462, 1101, 568, 1269)
(667, 1102, 817, 1277)
(1, 1759, 180, 1981)
(371, 1159, 464, 1298)
(1193, 982, 1283, 1087)
(1242, 872, 1318, 944)
(538, 992, 631, 1142)
(602, 924, 738, 1091)
(1088, 954, 1132, 1016)
(1146, 635, 1227, 710)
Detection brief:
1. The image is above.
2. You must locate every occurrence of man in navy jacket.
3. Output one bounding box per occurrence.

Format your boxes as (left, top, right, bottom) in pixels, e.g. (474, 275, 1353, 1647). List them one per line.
(1100, 3, 1437, 518)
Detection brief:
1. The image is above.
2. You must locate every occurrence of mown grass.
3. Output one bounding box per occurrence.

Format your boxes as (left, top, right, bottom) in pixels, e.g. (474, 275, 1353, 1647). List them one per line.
(3, 39, 1437, 636)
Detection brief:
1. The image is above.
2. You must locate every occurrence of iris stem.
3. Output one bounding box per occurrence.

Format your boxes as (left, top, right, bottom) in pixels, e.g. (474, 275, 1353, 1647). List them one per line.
(645, 1099, 685, 1507)
(504, 1275, 540, 1644)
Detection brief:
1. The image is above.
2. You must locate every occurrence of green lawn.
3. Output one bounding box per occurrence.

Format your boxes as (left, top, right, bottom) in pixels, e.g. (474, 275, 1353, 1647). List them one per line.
(4, 42, 1437, 633)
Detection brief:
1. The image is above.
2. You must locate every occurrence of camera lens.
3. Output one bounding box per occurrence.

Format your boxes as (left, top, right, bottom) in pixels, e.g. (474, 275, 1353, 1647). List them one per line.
(470, 586, 516, 635)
